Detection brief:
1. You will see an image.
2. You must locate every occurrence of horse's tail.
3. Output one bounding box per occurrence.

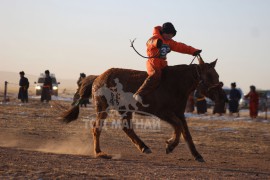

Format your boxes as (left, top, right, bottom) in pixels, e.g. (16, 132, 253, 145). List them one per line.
(61, 98, 82, 123)
(61, 75, 98, 123)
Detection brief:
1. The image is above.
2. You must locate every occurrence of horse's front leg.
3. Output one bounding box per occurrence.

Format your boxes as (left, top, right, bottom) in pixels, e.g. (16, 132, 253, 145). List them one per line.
(177, 114, 205, 162)
(165, 128, 181, 154)
(121, 112, 152, 154)
(165, 114, 181, 154)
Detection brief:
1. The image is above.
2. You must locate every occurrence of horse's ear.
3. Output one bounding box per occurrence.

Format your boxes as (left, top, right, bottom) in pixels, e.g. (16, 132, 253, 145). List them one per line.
(209, 59, 218, 68)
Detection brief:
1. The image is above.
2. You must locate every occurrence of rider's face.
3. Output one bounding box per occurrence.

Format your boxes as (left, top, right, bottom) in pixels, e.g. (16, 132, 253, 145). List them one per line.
(162, 33, 174, 40)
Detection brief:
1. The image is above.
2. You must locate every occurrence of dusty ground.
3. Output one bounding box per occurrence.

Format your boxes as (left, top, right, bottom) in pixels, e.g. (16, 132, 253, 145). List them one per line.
(0, 96, 270, 179)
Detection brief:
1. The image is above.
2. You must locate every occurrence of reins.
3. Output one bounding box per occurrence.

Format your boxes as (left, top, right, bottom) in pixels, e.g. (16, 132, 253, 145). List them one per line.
(191, 54, 204, 81)
(189, 56, 197, 65)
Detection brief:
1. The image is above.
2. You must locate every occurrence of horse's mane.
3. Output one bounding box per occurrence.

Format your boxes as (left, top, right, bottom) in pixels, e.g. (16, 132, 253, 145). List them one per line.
(163, 64, 195, 73)
(160, 64, 196, 79)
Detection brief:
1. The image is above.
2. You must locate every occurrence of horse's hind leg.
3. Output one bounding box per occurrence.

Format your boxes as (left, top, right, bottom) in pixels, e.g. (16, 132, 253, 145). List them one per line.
(122, 112, 151, 154)
(92, 110, 111, 159)
(177, 114, 204, 162)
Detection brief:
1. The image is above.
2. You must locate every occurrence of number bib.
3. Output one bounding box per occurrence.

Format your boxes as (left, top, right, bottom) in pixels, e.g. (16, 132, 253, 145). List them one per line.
(159, 44, 171, 59)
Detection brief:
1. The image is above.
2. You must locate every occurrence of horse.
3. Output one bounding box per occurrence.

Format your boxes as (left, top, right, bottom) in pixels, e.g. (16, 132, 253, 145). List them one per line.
(62, 59, 223, 162)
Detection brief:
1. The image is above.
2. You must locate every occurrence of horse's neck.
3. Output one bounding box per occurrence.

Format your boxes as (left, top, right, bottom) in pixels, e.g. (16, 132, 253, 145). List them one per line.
(163, 65, 199, 94)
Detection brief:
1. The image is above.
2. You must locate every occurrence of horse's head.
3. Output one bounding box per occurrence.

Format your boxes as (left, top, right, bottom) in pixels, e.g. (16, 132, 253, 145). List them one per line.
(196, 58, 224, 103)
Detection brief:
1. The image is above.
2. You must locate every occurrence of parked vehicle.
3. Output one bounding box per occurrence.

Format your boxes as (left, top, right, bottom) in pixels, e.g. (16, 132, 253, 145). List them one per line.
(255, 90, 268, 110)
(239, 97, 249, 109)
(205, 97, 215, 108)
(34, 73, 60, 96)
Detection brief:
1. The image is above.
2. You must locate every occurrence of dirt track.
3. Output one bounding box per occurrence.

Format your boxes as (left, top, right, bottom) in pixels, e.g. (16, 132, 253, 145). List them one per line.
(0, 98, 270, 179)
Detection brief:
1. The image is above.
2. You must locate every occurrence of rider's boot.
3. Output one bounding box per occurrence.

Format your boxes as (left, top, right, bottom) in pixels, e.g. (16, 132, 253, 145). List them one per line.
(133, 75, 160, 102)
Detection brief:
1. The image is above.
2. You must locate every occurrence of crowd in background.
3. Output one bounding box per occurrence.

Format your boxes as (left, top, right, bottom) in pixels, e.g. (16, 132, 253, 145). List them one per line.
(185, 82, 261, 119)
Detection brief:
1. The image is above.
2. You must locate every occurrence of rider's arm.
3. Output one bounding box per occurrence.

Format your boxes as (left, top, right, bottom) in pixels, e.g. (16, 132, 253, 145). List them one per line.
(169, 40, 199, 56)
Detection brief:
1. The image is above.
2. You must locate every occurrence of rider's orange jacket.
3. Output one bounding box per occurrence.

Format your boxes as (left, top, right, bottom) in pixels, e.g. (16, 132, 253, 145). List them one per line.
(146, 26, 199, 71)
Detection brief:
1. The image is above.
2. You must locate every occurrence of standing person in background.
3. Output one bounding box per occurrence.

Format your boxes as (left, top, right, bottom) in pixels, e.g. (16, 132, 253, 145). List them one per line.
(213, 82, 228, 116)
(229, 82, 241, 117)
(195, 89, 207, 114)
(18, 71, 29, 103)
(77, 73, 86, 87)
(245, 85, 259, 119)
(73, 73, 89, 107)
(185, 91, 195, 113)
(41, 70, 52, 103)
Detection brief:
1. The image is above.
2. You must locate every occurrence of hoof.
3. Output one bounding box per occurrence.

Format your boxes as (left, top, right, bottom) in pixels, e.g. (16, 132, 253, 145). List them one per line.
(195, 156, 205, 162)
(96, 152, 112, 159)
(142, 147, 152, 154)
(166, 146, 174, 154)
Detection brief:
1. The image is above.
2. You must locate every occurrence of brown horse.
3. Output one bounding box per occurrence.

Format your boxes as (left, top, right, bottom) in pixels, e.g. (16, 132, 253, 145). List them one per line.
(62, 59, 223, 162)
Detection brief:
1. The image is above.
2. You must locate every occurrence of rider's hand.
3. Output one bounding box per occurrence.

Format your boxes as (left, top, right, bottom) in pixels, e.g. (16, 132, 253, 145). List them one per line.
(156, 39, 163, 48)
(193, 50, 202, 56)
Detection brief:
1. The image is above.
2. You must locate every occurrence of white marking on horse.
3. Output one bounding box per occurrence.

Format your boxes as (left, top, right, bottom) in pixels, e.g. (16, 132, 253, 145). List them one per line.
(94, 78, 149, 116)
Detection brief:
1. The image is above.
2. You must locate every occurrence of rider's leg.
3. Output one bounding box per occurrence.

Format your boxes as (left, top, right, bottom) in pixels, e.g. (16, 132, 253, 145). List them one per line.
(134, 61, 162, 98)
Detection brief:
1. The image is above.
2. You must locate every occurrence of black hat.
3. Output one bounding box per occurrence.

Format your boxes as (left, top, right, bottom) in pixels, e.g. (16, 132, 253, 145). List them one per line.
(250, 85, 256, 91)
(19, 71, 25, 75)
(161, 22, 177, 36)
(80, 73, 86, 78)
(45, 70, 50, 74)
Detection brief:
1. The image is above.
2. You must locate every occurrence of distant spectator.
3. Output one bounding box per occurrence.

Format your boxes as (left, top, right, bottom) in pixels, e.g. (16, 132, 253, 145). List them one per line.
(195, 89, 207, 114)
(244, 85, 259, 119)
(18, 71, 29, 103)
(185, 91, 195, 113)
(228, 82, 241, 116)
(213, 82, 228, 116)
(73, 73, 89, 107)
(41, 70, 52, 103)
(77, 73, 86, 87)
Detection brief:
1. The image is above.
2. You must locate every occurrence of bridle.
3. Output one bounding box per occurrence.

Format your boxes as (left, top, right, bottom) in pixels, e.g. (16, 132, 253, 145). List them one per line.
(193, 60, 221, 94)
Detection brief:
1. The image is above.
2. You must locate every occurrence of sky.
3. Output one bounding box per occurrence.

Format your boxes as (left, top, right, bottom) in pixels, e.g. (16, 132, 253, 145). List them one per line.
(0, 0, 270, 93)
